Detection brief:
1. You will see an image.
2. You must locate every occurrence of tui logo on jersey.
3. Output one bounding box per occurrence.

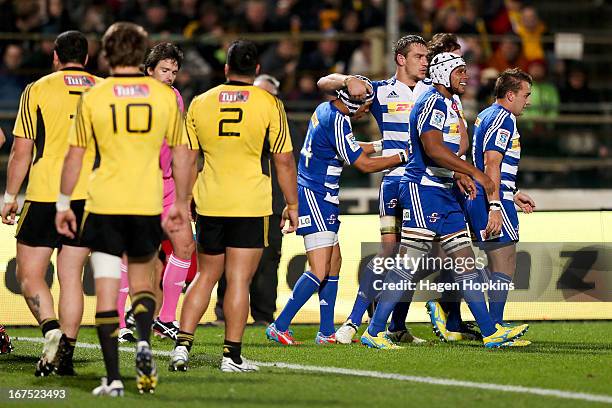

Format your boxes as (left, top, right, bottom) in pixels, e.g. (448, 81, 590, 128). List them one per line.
(219, 91, 250, 103)
(113, 84, 150, 97)
(64, 75, 95, 87)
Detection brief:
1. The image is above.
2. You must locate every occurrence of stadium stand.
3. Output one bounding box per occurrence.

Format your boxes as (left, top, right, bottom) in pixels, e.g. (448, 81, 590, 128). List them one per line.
(0, 0, 610, 192)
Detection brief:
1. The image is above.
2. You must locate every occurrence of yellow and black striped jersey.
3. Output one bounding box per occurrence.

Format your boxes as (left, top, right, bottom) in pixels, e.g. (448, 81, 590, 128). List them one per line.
(184, 81, 292, 217)
(69, 74, 183, 215)
(12, 68, 101, 202)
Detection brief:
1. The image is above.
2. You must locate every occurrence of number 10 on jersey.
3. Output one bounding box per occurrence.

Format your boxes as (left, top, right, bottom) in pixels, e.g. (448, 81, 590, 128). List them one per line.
(109, 103, 152, 134)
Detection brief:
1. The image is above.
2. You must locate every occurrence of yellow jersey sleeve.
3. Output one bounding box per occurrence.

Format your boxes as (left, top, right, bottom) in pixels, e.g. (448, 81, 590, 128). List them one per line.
(12, 82, 37, 140)
(182, 100, 200, 150)
(166, 93, 184, 147)
(69, 94, 93, 148)
(269, 96, 292, 154)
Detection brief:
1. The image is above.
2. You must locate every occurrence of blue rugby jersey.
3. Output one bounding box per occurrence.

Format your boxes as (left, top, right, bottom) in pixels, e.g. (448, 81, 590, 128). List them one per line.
(297, 101, 363, 205)
(369, 77, 431, 178)
(402, 87, 462, 189)
(472, 103, 521, 200)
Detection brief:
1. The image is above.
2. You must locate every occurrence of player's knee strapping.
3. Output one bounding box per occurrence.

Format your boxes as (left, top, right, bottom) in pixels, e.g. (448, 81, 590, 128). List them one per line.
(400, 227, 435, 259)
(439, 231, 471, 255)
(303, 231, 338, 252)
(90, 252, 122, 279)
(375, 228, 434, 303)
(380, 215, 400, 235)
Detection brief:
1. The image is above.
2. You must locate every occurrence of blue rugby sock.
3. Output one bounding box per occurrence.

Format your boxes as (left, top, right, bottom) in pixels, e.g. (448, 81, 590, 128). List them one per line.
(455, 270, 496, 337)
(367, 266, 413, 337)
(274, 271, 320, 332)
(440, 268, 462, 331)
(347, 296, 370, 327)
(318, 276, 339, 336)
(388, 302, 410, 332)
(368, 301, 395, 337)
(488, 272, 513, 325)
(348, 258, 382, 326)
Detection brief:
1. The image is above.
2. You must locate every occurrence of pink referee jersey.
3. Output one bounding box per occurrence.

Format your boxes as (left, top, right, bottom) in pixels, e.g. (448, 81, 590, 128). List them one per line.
(161, 87, 184, 219)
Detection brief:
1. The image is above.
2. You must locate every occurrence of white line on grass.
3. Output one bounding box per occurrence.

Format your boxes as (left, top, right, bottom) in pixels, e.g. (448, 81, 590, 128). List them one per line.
(15, 337, 173, 356)
(15, 337, 612, 405)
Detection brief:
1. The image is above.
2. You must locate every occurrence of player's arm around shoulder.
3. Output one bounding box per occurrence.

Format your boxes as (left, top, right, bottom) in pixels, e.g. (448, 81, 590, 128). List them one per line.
(317, 73, 373, 100)
(330, 115, 404, 173)
(357, 138, 384, 155)
(352, 150, 405, 174)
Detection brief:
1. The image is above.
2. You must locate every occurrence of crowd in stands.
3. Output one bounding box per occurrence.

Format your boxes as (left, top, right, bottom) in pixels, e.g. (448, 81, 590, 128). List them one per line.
(0, 0, 608, 163)
(0, 1, 603, 108)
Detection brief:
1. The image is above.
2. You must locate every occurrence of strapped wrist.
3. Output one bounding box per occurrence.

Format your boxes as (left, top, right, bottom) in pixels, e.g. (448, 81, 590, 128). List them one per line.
(56, 193, 71, 212)
(373, 140, 383, 153)
(3, 192, 16, 204)
(489, 200, 502, 212)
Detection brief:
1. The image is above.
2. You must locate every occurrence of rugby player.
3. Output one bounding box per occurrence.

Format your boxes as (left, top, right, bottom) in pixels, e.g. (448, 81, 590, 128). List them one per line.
(171, 40, 297, 372)
(56, 22, 192, 395)
(362, 53, 529, 349)
(465, 68, 535, 347)
(2, 31, 100, 376)
(317, 35, 430, 345)
(266, 75, 410, 345)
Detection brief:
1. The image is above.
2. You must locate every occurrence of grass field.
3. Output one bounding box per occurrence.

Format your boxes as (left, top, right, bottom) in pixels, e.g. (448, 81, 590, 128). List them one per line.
(1, 322, 612, 407)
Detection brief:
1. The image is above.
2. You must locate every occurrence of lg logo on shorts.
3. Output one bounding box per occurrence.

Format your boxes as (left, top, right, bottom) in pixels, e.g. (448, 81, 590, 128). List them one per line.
(298, 215, 311, 228)
(403, 209, 411, 221)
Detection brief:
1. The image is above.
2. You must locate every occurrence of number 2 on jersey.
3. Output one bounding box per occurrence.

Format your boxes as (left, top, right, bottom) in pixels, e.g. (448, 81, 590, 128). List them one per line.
(218, 107, 243, 137)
